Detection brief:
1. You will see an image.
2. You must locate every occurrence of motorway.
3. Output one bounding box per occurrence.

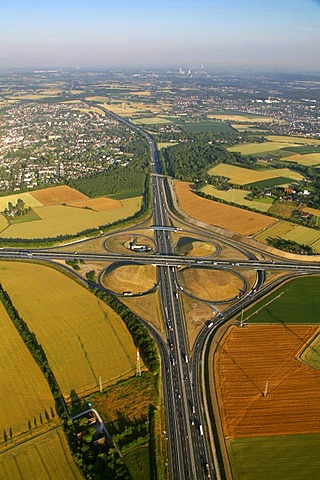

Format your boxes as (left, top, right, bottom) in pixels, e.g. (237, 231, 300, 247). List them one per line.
(1, 248, 320, 273)
(2, 105, 320, 480)
(151, 148, 211, 478)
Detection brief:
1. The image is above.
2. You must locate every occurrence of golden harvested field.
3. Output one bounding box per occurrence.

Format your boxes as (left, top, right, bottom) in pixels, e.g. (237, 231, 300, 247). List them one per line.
(207, 163, 303, 185)
(0, 214, 8, 232)
(208, 114, 275, 123)
(157, 142, 178, 149)
(102, 264, 156, 294)
(133, 117, 172, 124)
(183, 240, 216, 257)
(57, 239, 106, 254)
(175, 182, 276, 236)
(9, 94, 59, 100)
(86, 96, 110, 103)
(302, 206, 320, 217)
(173, 235, 217, 257)
(0, 301, 57, 443)
(30, 185, 88, 206)
(0, 429, 81, 480)
(129, 90, 151, 96)
(201, 185, 272, 212)
(1, 197, 142, 238)
(0, 192, 43, 212)
(93, 100, 159, 116)
(228, 142, 294, 155)
(181, 295, 213, 349)
(267, 135, 320, 146)
(122, 291, 164, 332)
(0, 262, 137, 398)
(69, 196, 122, 211)
(214, 243, 249, 260)
(283, 153, 320, 167)
(215, 324, 320, 437)
(311, 239, 320, 252)
(254, 221, 320, 252)
(178, 268, 244, 302)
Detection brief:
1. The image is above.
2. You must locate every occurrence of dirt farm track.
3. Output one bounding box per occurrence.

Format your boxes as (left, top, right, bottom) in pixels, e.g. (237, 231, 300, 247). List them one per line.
(215, 324, 320, 438)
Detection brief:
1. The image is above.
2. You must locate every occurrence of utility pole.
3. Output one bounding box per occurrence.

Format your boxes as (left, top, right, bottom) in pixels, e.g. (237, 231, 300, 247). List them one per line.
(240, 309, 244, 327)
(136, 347, 141, 377)
(99, 376, 103, 393)
(263, 381, 269, 397)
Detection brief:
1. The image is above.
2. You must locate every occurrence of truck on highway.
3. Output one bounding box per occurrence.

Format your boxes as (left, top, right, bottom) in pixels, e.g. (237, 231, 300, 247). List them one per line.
(199, 424, 204, 436)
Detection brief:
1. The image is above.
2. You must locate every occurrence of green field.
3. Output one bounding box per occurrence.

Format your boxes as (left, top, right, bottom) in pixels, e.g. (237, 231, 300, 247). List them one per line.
(181, 120, 236, 133)
(239, 276, 320, 324)
(301, 333, 320, 369)
(124, 445, 150, 480)
(254, 220, 320, 251)
(245, 176, 296, 188)
(201, 185, 273, 212)
(7, 209, 41, 224)
(0, 262, 137, 398)
(0, 197, 141, 239)
(282, 145, 320, 155)
(0, 301, 57, 444)
(0, 428, 82, 480)
(229, 433, 320, 480)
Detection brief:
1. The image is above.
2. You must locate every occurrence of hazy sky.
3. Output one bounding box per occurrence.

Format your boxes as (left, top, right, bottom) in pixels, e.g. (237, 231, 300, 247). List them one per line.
(1, 0, 319, 70)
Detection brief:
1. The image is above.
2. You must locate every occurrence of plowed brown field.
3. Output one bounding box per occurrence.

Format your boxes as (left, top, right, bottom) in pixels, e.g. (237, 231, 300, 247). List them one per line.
(215, 324, 320, 437)
(30, 185, 88, 205)
(175, 182, 276, 236)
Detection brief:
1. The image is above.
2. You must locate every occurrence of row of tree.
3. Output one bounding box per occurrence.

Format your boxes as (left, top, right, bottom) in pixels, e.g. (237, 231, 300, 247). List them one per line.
(267, 238, 315, 255)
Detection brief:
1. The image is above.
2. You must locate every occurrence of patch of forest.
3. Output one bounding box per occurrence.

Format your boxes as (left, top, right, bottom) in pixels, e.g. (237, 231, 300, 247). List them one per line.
(68, 140, 149, 199)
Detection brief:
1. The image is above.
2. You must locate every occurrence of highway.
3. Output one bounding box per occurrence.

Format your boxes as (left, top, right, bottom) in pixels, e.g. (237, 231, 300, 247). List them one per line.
(151, 161, 210, 478)
(1, 248, 320, 273)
